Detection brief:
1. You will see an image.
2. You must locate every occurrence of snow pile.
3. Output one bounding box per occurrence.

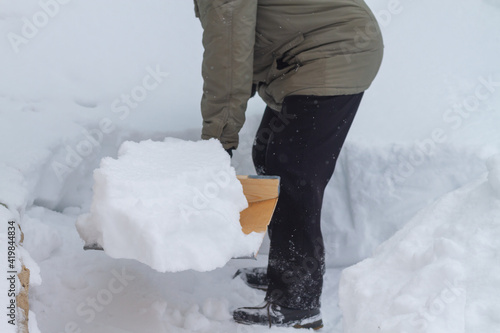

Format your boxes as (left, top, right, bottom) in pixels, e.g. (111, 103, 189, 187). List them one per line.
(77, 138, 264, 272)
(339, 155, 500, 333)
(321, 142, 488, 267)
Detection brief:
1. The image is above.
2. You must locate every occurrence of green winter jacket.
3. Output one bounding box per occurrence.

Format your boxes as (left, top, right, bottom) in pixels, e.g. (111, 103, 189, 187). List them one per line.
(194, 0, 383, 149)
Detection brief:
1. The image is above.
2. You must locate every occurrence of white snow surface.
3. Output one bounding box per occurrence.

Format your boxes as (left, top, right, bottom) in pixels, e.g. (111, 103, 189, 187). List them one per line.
(77, 138, 263, 272)
(339, 156, 500, 333)
(0, 0, 499, 332)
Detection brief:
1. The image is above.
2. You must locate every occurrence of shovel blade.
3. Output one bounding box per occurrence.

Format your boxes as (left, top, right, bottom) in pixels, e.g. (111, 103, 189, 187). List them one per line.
(237, 175, 280, 235)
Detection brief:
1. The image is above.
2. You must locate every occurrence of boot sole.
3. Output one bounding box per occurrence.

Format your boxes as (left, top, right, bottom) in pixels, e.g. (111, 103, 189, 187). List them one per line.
(234, 318, 323, 330)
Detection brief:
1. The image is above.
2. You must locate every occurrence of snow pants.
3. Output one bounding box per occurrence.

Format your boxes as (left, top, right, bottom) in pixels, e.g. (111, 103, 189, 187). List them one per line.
(252, 93, 363, 310)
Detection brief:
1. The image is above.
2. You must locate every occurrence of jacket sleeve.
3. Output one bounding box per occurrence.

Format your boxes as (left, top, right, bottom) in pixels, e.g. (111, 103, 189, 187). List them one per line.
(195, 0, 257, 150)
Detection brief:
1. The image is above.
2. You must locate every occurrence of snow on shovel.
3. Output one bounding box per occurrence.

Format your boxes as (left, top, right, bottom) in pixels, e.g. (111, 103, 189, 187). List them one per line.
(76, 138, 280, 273)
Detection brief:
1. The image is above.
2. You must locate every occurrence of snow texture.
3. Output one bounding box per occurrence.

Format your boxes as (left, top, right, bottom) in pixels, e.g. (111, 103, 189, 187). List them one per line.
(339, 157, 500, 333)
(0, 0, 499, 332)
(77, 138, 264, 272)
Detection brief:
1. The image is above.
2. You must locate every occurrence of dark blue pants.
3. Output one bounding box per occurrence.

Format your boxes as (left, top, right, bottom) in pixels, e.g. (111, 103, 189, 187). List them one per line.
(252, 93, 363, 310)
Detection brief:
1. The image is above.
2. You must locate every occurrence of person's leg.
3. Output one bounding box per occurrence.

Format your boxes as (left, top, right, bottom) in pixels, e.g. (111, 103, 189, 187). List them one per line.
(261, 93, 363, 310)
(234, 93, 363, 328)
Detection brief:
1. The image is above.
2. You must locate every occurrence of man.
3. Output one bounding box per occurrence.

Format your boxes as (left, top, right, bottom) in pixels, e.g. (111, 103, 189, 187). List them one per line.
(194, 0, 383, 329)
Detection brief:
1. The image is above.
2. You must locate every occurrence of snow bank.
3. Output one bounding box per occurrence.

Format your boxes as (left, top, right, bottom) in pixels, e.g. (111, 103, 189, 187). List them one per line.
(339, 155, 500, 333)
(77, 138, 264, 272)
(321, 141, 488, 267)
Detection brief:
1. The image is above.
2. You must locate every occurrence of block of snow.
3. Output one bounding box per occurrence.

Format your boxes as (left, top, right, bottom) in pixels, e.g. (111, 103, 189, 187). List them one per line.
(339, 161, 500, 333)
(76, 138, 264, 272)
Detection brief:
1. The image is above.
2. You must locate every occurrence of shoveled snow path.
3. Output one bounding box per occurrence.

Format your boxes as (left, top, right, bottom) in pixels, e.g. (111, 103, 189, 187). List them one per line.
(25, 206, 343, 333)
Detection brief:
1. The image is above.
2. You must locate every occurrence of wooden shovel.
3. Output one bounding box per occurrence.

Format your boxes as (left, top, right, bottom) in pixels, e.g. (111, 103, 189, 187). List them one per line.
(236, 175, 280, 235)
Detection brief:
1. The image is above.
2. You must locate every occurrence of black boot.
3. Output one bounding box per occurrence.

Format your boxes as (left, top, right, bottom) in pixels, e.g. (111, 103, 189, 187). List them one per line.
(233, 267, 269, 291)
(233, 301, 323, 330)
